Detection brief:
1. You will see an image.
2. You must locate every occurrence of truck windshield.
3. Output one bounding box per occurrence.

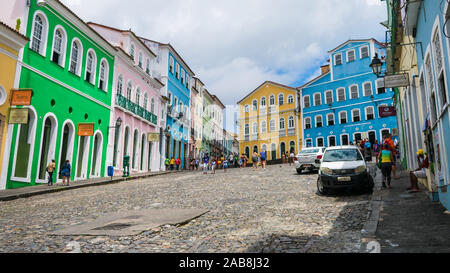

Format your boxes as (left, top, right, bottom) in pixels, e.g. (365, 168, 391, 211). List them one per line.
(323, 149, 363, 162)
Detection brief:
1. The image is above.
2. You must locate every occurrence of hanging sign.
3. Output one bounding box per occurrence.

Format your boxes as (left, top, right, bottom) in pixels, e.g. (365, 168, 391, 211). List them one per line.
(8, 108, 28, 124)
(384, 73, 409, 88)
(11, 89, 32, 106)
(379, 106, 397, 117)
(147, 132, 160, 142)
(77, 123, 94, 136)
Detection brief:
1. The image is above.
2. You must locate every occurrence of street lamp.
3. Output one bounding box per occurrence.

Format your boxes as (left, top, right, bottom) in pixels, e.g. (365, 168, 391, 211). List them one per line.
(109, 117, 122, 129)
(370, 53, 383, 78)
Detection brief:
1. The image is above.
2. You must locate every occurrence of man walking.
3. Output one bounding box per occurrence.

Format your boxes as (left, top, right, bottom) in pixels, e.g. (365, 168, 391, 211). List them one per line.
(47, 160, 56, 186)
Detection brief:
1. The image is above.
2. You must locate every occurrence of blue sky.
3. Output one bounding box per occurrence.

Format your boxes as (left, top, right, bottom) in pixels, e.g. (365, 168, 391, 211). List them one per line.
(61, 0, 389, 133)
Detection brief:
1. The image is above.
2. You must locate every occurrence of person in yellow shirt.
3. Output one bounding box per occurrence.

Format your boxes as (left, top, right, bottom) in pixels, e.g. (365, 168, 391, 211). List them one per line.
(47, 160, 56, 186)
(170, 158, 175, 171)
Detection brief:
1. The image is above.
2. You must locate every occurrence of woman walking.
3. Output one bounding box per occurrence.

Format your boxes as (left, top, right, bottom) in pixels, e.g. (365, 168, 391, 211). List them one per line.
(47, 160, 56, 186)
(252, 151, 259, 170)
(61, 160, 71, 186)
(378, 143, 395, 189)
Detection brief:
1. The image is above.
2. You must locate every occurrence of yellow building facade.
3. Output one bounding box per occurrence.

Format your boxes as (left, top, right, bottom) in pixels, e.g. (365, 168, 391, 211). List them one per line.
(0, 22, 28, 183)
(237, 81, 302, 163)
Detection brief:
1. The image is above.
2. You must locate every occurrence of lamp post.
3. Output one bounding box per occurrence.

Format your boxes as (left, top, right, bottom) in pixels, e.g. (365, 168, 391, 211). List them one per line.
(370, 53, 383, 78)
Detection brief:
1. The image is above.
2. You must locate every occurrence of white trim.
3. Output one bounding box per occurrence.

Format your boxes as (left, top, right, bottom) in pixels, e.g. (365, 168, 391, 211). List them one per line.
(313, 92, 321, 106)
(303, 97, 390, 115)
(84, 48, 97, 85)
(51, 25, 67, 68)
(74, 135, 91, 180)
(69, 37, 83, 76)
(316, 137, 324, 147)
(365, 106, 375, 120)
(56, 120, 75, 183)
(334, 52, 343, 66)
(340, 133, 350, 145)
(338, 110, 348, 124)
(359, 45, 370, 59)
(35, 113, 58, 184)
(326, 112, 335, 126)
(89, 130, 103, 178)
(352, 108, 361, 122)
(337, 87, 346, 102)
(303, 71, 373, 89)
(314, 115, 323, 128)
(288, 115, 295, 129)
(324, 90, 333, 104)
(349, 84, 359, 99)
(303, 95, 311, 108)
(304, 117, 311, 130)
(327, 135, 337, 147)
(362, 81, 373, 97)
(346, 49, 356, 62)
(98, 58, 109, 92)
(30, 10, 49, 57)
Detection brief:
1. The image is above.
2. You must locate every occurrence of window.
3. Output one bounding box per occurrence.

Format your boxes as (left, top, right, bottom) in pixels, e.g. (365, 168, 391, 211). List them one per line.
(169, 56, 174, 74)
(328, 136, 336, 147)
(244, 105, 249, 113)
(315, 116, 322, 128)
(304, 96, 310, 108)
(99, 60, 108, 91)
(334, 53, 342, 65)
(432, 30, 448, 108)
(174, 97, 178, 110)
(339, 111, 347, 124)
(288, 116, 295, 128)
(269, 119, 276, 131)
(376, 79, 385, 94)
(252, 100, 258, 111)
(126, 82, 132, 101)
(69, 39, 82, 75)
(352, 109, 361, 122)
(304, 117, 311, 129)
(317, 138, 324, 147)
(176, 63, 180, 79)
(136, 87, 141, 106)
(130, 44, 135, 60)
(366, 107, 375, 120)
(314, 93, 321, 106)
(337, 88, 345, 101)
(363, 82, 372, 96)
(287, 95, 294, 104)
(138, 52, 143, 68)
(278, 93, 284, 106)
(116, 75, 123, 95)
(146, 58, 150, 74)
(252, 123, 258, 134)
(360, 46, 369, 58)
(85, 50, 96, 84)
(269, 95, 275, 105)
(52, 28, 66, 66)
(186, 75, 190, 89)
(327, 113, 335, 126)
(347, 50, 355, 62)
(261, 97, 266, 107)
(181, 69, 185, 84)
(143, 93, 148, 110)
(325, 90, 333, 104)
(261, 121, 267, 133)
(280, 118, 285, 130)
(31, 13, 47, 55)
(244, 124, 249, 136)
(350, 85, 359, 99)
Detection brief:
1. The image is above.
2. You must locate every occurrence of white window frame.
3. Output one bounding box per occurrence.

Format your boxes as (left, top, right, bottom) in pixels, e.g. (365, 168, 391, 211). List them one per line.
(365, 106, 375, 120)
(352, 109, 361, 122)
(51, 26, 67, 67)
(98, 59, 109, 92)
(280, 117, 285, 130)
(287, 95, 294, 104)
(316, 137, 324, 147)
(360, 45, 369, 59)
(278, 93, 284, 106)
(288, 116, 295, 129)
(130, 43, 135, 61)
(252, 122, 258, 135)
(269, 119, 276, 132)
(350, 84, 359, 99)
(85, 49, 97, 85)
(252, 99, 258, 111)
(313, 93, 321, 106)
(334, 53, 342, 66)
(363, 81, 373, 97)
(337, 87, 346, 102)
(325, 90, 333, 104)
(327, 113, 335, 126)
(339, 111, 347, 124)
(304, 117, 311, 129)
(261, 96, 267, 107)
(346, 49, 356, 62)
(244, 104, 249, 113)
(175, 63, 180, 79)
(169, 56, 174, 74)
(303, 95, 311, 108)
(261, 121, 267, 133)
(69, 38, 83, 76)
(30, 11, 49, 56)
(315, 115, 323, 128)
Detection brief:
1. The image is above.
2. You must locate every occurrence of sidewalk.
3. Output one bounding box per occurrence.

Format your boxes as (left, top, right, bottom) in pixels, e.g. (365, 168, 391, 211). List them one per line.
(0, 170, 179, 202)
(361, 167, 450, 253)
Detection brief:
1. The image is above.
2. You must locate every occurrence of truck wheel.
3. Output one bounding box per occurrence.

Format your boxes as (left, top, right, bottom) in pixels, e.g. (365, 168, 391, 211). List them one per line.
(296, 168, 303, 174)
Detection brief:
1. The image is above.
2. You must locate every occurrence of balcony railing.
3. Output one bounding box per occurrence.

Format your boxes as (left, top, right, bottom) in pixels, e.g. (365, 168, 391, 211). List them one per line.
(116, 94, 158, 125)
(288, 128, 296, 136)
(279, 130, 286, 137)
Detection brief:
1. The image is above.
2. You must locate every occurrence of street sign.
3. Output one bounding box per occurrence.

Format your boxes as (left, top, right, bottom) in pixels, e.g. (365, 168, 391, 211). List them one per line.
(147, 132, 160, 142)
(11, 89, 32, 106)
(384, 73, 409, 88)
(77, 123, 94, 136)
(8, 108, 28, 124)
(379, 106, 397, 117)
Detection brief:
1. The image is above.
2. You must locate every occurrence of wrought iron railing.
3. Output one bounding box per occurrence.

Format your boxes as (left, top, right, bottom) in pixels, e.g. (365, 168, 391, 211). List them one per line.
(116, 94, 158, 125)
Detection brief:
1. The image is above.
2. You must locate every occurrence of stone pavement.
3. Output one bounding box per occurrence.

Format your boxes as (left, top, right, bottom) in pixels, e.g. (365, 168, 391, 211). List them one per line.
(0, 170, 175, 202)
(361, 167, 450, 253)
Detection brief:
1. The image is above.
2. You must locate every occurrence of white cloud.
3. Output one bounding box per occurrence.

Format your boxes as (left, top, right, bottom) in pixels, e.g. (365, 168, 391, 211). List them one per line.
(61, 0, 388, 107)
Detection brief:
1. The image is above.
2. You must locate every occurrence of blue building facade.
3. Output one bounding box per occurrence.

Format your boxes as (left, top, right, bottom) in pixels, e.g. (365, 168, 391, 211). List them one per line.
(409, 1, 450, 210)
(166, 50, 193, 169)
(299, 39, 398, 148)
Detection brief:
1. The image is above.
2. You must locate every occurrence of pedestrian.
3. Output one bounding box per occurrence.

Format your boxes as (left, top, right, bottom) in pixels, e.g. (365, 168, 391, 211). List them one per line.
(378, 143, 395, 189)
(282, 153, 286, 164)
(60, 160, 71, 186)
(385, 134, 399, 179)
(408, 149, 429, 193)
(373, 141, 380, 159)
(202, 153, 209, 174)
(170, 157, 175, 171)
(46, 160, 56, 186)
(223, 158, 228, 172)
(164, 157, 170, 171)
(252, 151, 259, 170)
(289, 150, 295, 166)
(195, 158, 199, 170)
(364, 140, 372, 162)
(260, 149, 267, 170)
(190, 158, 195, 171)
(217, 155, 222, 170)
(211, 157, 216, 174)
(175, 158, 181, 170)
(238, 155, 243, 168)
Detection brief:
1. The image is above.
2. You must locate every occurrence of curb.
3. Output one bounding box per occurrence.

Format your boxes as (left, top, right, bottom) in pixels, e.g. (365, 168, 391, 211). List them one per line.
(0, 171, 182, 202)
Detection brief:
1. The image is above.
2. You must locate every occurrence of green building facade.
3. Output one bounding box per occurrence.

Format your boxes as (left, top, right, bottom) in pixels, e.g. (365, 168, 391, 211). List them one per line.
(4, 0, 116, 189)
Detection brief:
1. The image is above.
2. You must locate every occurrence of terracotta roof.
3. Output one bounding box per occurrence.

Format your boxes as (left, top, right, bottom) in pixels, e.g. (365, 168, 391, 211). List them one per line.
(236, 81, 297, 104)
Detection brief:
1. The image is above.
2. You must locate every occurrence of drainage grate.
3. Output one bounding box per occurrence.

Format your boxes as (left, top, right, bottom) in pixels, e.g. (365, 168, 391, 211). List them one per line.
(92, 223, 133, 231)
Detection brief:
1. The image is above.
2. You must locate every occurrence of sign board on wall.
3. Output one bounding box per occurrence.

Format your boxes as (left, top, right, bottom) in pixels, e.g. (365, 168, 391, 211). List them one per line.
(10, 89, 32, 106)
(77, 123, 94, 136)
(8, 108, 28, 124)
(379, 106, 397, 117)
(384, 74, 409, 88)
(147, 133, 160, 142)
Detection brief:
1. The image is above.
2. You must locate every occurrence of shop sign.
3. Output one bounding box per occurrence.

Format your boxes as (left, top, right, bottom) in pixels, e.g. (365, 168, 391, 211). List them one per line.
(147, 132, 160, 142)
(11, 89, 32, 106)
(77, 123, 94, 136)
(8, 108, 28, 124)
(379, 106, 397, 117)
(384, 73, 409, 88)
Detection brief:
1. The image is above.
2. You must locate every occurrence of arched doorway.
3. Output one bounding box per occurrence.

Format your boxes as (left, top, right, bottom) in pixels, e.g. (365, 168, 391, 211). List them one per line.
(123, 127, 130, 156)
(245, 147, 250, 158)
(38, 115, 57, 181)
(58, 121, 75, 180)
(13, 108, 37, 179)
(132, 129, 139, 169)
(289, 141, 296, 154)
(140, 133, 146, 171)
(280, 142, 286, 156)
(253, 145, 258, 154)
(271, 143, 276, 160)
(76, 135, 90, 179)
(90, 132, 102, 177)
(113, 119, 121, 167)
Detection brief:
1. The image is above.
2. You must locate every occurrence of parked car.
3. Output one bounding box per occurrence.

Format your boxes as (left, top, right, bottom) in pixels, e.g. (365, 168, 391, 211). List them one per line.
(317, 146, 374, 195)
(294, 147, 326, 174)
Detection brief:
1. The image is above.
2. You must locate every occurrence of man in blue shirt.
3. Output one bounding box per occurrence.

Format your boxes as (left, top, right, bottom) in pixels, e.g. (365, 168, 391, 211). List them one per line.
(260, 150, 267, 170)
(202, 153, 209, 174)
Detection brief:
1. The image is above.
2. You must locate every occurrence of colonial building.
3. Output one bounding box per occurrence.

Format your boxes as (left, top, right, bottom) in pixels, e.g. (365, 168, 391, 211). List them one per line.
(88, 22, 164, 175)
(190, 77, 204, 160)
(0, 22, 28, 190)
(2, 0, 117, 189)
(299, 39, 397, 148)
(237, 81, 301, 163)
(141, 38, 194, 170)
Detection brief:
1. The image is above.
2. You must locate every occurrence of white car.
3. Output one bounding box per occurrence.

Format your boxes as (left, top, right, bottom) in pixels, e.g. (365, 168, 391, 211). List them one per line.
(317, 146, 374, 195)
(294, 147, 326, 174)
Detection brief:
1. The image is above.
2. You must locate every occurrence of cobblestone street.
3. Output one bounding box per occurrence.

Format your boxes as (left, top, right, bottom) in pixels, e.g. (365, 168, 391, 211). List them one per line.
(0, 164, 372, 253)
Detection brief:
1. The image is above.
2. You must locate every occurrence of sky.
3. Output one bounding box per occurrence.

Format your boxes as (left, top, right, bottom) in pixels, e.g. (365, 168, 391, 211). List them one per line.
(61, 0, 388, 133)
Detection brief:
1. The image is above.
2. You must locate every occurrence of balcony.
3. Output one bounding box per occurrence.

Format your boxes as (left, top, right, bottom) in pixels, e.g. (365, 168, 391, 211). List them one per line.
(288, 128, 296, 136)
(252, 134, 258, 141)
(279, 130, 286, 137)
(244, 135, 250, 142)
(116, 94, 158, 125)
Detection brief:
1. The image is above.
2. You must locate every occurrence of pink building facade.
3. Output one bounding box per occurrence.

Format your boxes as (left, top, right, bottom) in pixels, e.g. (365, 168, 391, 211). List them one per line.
(88, 23, 164, 174)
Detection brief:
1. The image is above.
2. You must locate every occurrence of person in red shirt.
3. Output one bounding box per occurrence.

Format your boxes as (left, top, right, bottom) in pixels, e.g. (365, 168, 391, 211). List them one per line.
(385, 134, 399, 179)
(175, 158, 181, 170)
